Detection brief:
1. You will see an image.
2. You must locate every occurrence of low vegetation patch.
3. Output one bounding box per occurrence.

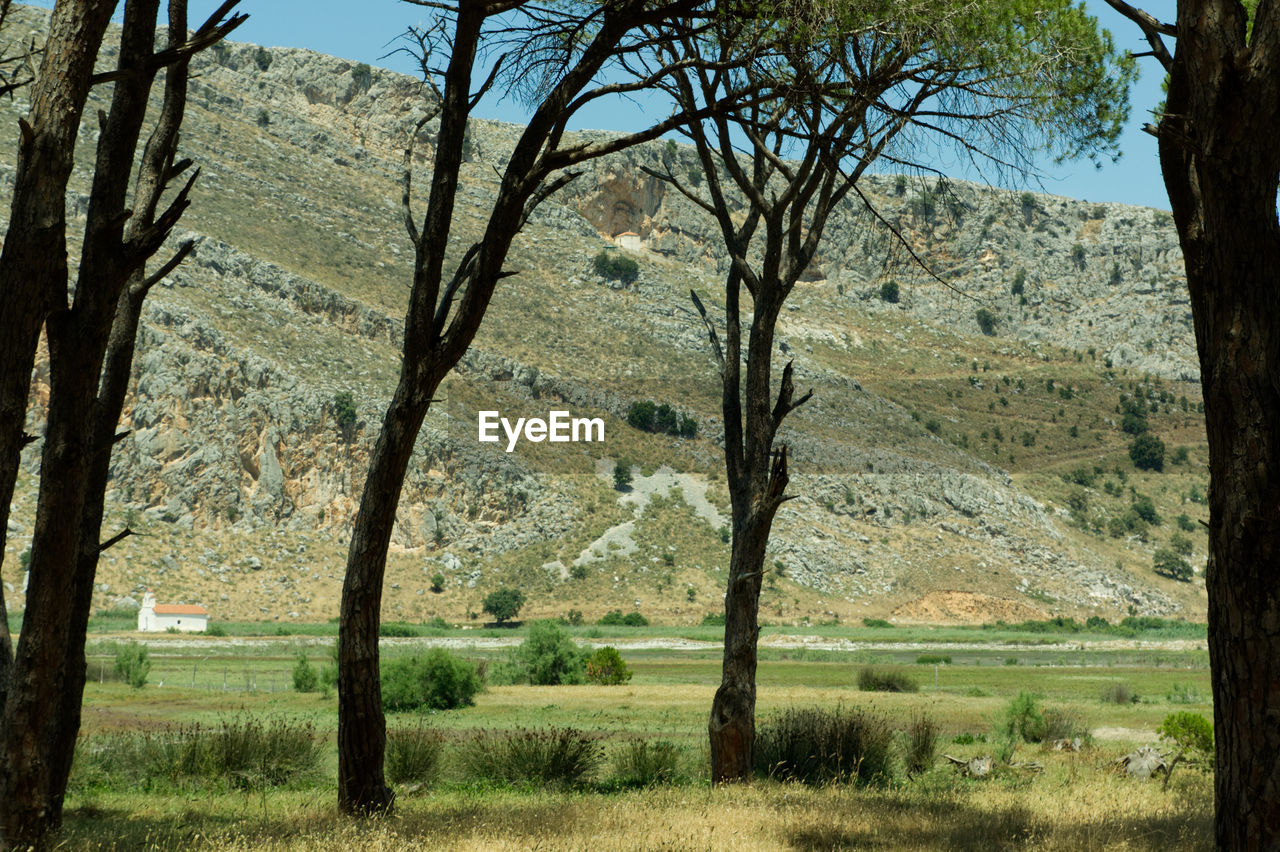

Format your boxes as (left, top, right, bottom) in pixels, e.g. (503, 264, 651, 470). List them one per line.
(754, 705, 894, 786)
(459, 727, 601, 788)
(385, 723, 445, 786)
(381, 649, 483, 712)
(858, 667, 919, 693)
(609, 739, 682, 788)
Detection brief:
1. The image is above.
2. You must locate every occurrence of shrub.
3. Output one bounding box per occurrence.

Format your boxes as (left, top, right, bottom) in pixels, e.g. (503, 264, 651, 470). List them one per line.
(1010, 268, 1026, 296)
(1169, 531, 1194, 556)
(611, 739, 680, 788)
(291, 650, 319, 693)
(494, 620, 587, 685)
(380, 621, 419, 637)
(1042, 707, 1088, 743)
(1130, 432, 1166, 471)
(460, 727, 601, 787)
(114, 641, 150, 689)
(253, 46, 272, 71)
(351, 62, 372, 89)
(203, 624, 227, 637)
(975, 307, 998, 336)
(333, 391, 357, 441)
(862, 618, 892, 629)
(1176, 513, 1197, 532)
(1101, 681, 1137, 704)
(430, 573, 446, 593)
(585, 646, 632, 685)
(915, 654, 951, 665)
(612, 459, 633, 491)
(1132, 493, 1162, 525)
(597, 609, 647, 626)
(592, 250, 639, 284)
(878, 280, 900, 303)
(385, 724, 444, 785)
(381, 648, 483, 711)
(1153, 547, 1193, 582)
(1000, 691, 1047, 743)
(903, 712, 939, 776)
(700, 612, 725, 626)
(1158, 711, 1213, 788)
(626, 400, 656, 430)
(482, 587, 526, 624)
(857, 667, 918, 693)
(753, 705, 894, 786)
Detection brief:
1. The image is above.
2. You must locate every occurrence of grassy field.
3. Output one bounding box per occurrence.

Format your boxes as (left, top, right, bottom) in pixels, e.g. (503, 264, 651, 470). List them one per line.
(50, 624, 1214, 850)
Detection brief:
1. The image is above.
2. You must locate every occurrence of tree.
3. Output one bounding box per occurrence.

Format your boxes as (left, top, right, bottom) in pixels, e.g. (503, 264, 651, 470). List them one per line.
(1129, 432, 1165, 471)
(649, 0, 1132, 782)
(482, 587, 526, 624)
(592, 249, 640, 284)
(0, 3, 244, 845)
(974, 307, 999, 336)
(1157, 711, 1213, 791)
(878, 280, 900, 303)
(1103, 2, 1280, 836)
(336, 0, 744, 815)
(1153, 547, 1193, 582)
(613, 458, 633, 490)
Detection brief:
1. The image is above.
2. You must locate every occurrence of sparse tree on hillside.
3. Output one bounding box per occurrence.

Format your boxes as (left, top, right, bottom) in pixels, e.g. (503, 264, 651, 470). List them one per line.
(0, 2, 245, 846)
(482, 587, 526, 624)
(336, 0, 759, 816)
(1104, 2, 1280, 840)
(645, 0, 1133, 782)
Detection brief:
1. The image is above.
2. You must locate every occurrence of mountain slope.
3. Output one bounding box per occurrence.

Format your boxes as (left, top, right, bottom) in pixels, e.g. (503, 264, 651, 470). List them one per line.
(0, 8, 1208, 626)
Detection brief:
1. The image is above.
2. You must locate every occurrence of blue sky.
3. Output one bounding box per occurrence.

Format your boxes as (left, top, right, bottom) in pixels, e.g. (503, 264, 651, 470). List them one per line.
(56, 0, 1174, 210)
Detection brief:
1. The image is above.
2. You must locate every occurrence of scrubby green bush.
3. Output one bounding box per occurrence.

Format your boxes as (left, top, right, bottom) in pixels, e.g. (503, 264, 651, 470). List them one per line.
(592, 250, 639, 284)
(753, 705, 893, 786)
(975, 307, 998, 336)
(430, 573, 446, 593)
(1000, 691, 1047, 742)
(380, 621, 419, 637)
(613, 459, 633, 490)
(291, 650, 319, 693)
(380, 649, 483, 711)
(493, 620, 587, 685)
(385, 723, 444, 785)
(114, 641, 150, 689)
(1153, 547, 1193, 582)
(878, 280, 900, 303)
(1158, 711, 1213, 788)
(857, 667, 918, 693)
(597, 609, 648, 626)
(1130, 432, 1166, 471)
(611, 739, 681, 788)
(861, 617, 892, 629)
(460, 727, 601, 787)
(915, 654, 951, 665)
(585, 646, 632, 685)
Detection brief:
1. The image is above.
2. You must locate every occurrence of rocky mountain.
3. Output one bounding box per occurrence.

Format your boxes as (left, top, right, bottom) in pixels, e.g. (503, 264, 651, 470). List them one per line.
(0, 7, 1208, 626)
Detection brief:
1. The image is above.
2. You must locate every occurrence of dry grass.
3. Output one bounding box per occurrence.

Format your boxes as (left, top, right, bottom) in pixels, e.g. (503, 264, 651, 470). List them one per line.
(59, 769, 1211, 851)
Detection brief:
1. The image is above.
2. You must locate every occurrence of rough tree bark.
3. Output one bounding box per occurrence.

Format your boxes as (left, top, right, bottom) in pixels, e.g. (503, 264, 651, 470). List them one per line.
(338, 0, 731, 814)
(0, 0, 117, 724)
(1104, 1, 1280, 845)
(0, 2, 243, 846)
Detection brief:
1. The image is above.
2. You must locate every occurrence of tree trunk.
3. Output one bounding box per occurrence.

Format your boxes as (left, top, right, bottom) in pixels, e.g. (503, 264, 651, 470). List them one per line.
(0, 0, 116, 730)
(709, 514, 771, 781)
(1157, 7, 1280, 844)
(337, 369, 436, 815)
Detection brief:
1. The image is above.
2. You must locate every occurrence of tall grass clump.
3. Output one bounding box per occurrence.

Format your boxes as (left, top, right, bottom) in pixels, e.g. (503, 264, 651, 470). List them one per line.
(385, 724, 444, 786)
(381, 648, 483, 711)
(1101, 681, 1137, 704)
(610, 739, 681, 788)
(753, 706, 893, 786)
(903, 712, 939, 776)
(72, 716, 320, 791)
(857, 667, 919, 693)
(459, 727, 601, 788)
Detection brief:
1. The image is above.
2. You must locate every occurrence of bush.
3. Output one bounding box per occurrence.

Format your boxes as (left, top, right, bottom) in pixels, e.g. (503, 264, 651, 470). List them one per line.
(1153, 547, 1193, 582)
(494, 620, 587, 685)
(1158, 711, 1213, 787)
(1000, 691, 1047, 743)
(385, 723, 444, 785)
(482, 587, 526, 624)
(975, 307, 998, 336)
(460, 727, 601, 787)
(430, 573, 446, 593)
(203, 624, 227, 637)
(114, 641, 150, 689)
(1169, 531, 1194, 555)
(333, 391, 358, 441)
(381, 648, 483, 712)
(1101, 681, 1138, 704)
(592, 250, 639, 284)
(753, 705, 894, 786)
(1130, 432, 1166, 471)
(380, 621, 419, 637)
(857, 667, 918, 693)
(613, 459, 633, 491)
(700, 612, 725, 626)
(626, 399, 696, 438)
(915, 654, 951, 665)
(1176, 513, 1197, 532)
(291, 650, 319, 693)
(585, 646, 632, 685)
(862, 617, 892, 629)
(351, 62, 372, 89)
(1010, 268, 1026, 296)
(597, 609, 648, 626)
(903, 712, 939, 776)
(611, 739, 680, 788)
(878, 280, 900, 303)
(1131, 493, 1162, 525)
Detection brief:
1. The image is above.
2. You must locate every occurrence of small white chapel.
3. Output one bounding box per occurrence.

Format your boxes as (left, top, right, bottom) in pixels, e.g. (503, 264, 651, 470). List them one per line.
(137, 589, 209, 633)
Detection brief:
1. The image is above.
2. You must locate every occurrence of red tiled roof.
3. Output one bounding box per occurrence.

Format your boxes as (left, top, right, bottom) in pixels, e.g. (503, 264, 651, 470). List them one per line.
(153, 604, 207, 616)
